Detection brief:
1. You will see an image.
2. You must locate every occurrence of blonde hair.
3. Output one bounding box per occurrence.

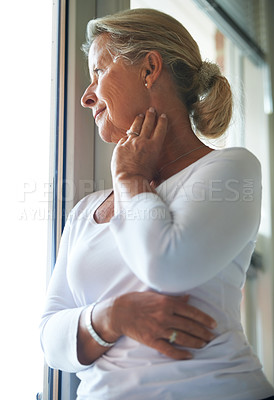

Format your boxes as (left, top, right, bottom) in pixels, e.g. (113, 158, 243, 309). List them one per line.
(82, 8, 232, 138)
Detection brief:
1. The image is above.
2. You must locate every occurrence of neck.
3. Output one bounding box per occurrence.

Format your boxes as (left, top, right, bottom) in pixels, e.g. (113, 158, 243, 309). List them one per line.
(149, 106, 213, 188)
(156, 108, 204, 163)
(147, 71, 209, 185)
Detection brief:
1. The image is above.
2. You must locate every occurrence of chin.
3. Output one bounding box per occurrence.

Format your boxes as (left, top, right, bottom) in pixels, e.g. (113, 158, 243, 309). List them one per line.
(98, 125, 126, 144)
(98, 133, 112, 143)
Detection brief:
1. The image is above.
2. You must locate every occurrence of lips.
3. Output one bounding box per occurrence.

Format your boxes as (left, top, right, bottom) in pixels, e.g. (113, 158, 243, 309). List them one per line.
(94, 107, 106, 120)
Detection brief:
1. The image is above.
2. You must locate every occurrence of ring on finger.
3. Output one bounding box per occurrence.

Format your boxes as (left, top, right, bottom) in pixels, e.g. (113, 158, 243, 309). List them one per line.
(169, 330, 177, 344)
(126, 129, 140, 136)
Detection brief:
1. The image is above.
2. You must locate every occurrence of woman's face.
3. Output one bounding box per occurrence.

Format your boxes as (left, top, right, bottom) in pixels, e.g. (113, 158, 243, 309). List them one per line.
(81, 34, 149, 143)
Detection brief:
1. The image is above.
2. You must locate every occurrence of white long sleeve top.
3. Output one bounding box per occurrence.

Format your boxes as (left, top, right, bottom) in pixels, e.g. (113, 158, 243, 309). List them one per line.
(40, 147, 274, 400)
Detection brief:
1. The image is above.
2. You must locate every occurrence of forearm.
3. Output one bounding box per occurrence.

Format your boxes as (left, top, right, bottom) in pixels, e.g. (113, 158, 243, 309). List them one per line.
(41, 299, 120, 370)
(77, 297, 121, 365)
(110, 178, 261, 293)
(77, 291, 216, 365)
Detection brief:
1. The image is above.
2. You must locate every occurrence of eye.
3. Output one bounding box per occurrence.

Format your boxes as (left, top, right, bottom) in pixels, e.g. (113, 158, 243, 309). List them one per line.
(94, 68, 103, 76)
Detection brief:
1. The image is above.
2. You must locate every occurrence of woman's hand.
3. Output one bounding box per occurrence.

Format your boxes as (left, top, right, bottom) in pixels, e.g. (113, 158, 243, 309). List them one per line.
(109, 291, 216, 360)
(78, 291, 216, 365)
(111, 107, 167, 184)
(111, 108, 167, 213)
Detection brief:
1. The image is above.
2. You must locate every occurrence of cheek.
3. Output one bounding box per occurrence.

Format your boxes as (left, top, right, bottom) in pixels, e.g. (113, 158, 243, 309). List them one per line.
(99, 72, 145, 127)
(101, 89, 136, 126)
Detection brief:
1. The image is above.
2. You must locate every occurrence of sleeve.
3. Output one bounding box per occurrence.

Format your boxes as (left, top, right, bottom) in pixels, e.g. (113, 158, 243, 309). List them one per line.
(109, 149, 262, 293)
(39, 214, 87, 373)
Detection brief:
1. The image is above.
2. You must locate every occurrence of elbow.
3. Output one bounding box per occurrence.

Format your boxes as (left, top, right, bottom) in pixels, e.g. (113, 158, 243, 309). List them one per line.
(40, 339, 56, 370)
(39, 309, 88, 373)
(141, 255, 186, 293)
(40, 334, 81, 373)
(40, 326, 59, 370)
(139, 249, 210, 293)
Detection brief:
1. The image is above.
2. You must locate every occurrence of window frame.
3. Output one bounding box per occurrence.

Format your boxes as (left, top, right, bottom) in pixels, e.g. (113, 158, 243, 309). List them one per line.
(46, 1, 130, 399)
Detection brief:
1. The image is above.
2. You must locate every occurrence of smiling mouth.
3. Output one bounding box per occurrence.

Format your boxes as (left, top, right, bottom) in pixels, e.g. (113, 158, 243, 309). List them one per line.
(95, 107, 106, 120)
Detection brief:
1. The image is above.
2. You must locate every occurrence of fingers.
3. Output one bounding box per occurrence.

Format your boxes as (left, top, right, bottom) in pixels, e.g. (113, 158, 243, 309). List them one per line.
(152, 113, 168, 147)
(168, 329, 207, 349)
(127, 113, 145, 138)
(125, 108, 154, 140)
(139, 107, 157, 138)
(112, 291, 216, 361)
(127, 107, 168, 141)
(172, 297, 217, 330)
(167, 316, 214, 344)
(153, 339, 193, 360)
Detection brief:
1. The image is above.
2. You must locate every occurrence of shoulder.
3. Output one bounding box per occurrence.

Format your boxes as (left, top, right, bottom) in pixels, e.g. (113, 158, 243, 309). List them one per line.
(173, 147, 261, 184)
(214, 147, 260, 164)
(158, 147, 261, 203)
(217, 147, 261, 181)
(210, 147, 261, 169)
(196, 147, 261, 179)
(189, 147, 262, 205)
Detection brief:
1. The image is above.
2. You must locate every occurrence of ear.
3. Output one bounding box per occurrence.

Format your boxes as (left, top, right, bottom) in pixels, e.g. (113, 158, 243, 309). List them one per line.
(142, 51, 163, 89)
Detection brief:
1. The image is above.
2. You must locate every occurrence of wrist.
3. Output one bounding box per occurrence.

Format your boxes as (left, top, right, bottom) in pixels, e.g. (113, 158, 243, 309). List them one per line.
(107, 295, 126, 339)
(85, 303, 116, 347)
(114, 173, 149, 185)
(113, 174, 153, 199)
(91, 298, 122, 344)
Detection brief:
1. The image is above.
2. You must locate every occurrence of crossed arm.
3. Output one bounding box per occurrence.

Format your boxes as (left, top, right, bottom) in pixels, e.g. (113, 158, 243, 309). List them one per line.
(77, 291, 216, 366)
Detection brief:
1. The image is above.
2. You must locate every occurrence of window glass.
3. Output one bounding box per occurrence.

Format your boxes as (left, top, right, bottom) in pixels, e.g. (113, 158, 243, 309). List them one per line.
(1, 1, 52, 397)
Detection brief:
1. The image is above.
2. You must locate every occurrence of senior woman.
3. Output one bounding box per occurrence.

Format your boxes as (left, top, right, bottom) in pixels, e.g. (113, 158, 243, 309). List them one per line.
(40, 8, 274, 400)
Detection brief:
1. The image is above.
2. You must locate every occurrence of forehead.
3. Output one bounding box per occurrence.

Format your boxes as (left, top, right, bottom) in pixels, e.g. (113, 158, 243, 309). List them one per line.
(88, 34, 113, 69)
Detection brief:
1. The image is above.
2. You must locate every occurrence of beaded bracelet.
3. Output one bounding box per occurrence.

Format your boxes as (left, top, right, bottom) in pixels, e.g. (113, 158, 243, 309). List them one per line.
(85, 303, 116, 347)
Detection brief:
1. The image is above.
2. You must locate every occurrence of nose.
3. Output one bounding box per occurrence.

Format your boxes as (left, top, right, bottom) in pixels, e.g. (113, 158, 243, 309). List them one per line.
(81, 84, 97, 108)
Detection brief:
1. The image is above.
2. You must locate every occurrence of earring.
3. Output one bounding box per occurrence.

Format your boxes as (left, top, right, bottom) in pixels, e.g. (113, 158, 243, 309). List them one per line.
(145, 82, 148, 88)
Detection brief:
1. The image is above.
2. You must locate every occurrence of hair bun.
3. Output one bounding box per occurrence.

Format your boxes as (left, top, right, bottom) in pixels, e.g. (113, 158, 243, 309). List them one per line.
(198, 61, 221, 91)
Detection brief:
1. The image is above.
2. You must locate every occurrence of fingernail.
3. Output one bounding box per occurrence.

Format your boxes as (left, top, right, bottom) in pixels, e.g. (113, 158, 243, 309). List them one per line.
(139, 113, 144, 117)
(160, 113, 167, 118)
(148, 107, 155, 113)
